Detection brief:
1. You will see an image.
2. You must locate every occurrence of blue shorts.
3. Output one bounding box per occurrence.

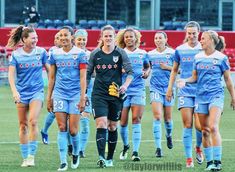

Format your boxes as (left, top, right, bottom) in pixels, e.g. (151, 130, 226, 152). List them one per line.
(150, 91, 175, 107)
(84, 96, 92, 113)
(123, 94, 146, 108)
(177, 96, 195, 110)
(20, 91, 44, 105)
(53, 98, 81, 115)
(195, 96, 224, 114)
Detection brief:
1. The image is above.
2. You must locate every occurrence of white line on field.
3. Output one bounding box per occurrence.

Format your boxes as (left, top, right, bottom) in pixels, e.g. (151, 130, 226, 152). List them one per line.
(1, 139, 235, 144)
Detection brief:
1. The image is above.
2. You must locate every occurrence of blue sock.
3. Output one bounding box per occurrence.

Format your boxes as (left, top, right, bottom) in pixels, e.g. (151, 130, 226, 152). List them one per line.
(58, 131, 68, 164)
(196, 129, 202, 148)
(71, 133, 80, 155)
(79, 117, 90, 152)
(204, 147, 213, 162)
(29, 141, 38, 156)
(120, 125, 129, 146)
(20, 143, 28, 159)
(42, 112, 55, 134)
(153, 120, 161, 149)
(213, 146, 222, 161)
(67, 132, 72, 145)
(132, 124, 141, 152)
(164, 120, 173, 137)
(183, 128, 193, 158)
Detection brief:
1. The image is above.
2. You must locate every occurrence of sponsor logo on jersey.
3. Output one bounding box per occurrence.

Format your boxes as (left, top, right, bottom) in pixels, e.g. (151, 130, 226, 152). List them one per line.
(113, 56, 119, 63)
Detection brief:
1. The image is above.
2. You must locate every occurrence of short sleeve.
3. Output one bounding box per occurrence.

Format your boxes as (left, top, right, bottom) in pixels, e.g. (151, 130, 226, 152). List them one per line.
(221, 56, 230, 72)
(42, 49, 48, 65)
(47, 52, 55, 65)
(8, 53, 17, 67)
(78, 51, 88, 64)
(174, 50, 180, 63)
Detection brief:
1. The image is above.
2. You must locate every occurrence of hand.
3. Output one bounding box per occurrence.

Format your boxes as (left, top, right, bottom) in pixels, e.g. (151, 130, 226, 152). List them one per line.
(122, 68, 126, 73)
(176, 79, 186, 88)
(142, 69, 150, 79)
(13, 91, 20, 104)
(231, 98, 235, 110)
(78, 97, 86, 113)
(47, 98, 53, 112)
(119, 85, 127, 94)
(166, 89, 173, 102)
(160, 63, 168, 70)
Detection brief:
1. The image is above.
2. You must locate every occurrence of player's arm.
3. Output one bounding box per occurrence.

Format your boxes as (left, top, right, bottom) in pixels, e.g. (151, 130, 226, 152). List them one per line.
(223, 70, 235, 110)
(8, 66, 20, 103)
(47, 64, 56, 112)
(86, 50, 96, 88)
(160, 63, 173, 71)
(142, 56, 151, 79)
(79, 63, 87, 112)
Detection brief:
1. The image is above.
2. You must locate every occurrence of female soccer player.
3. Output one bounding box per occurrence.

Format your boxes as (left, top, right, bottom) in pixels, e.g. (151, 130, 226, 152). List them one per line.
(7, 26, 49, 167)
(41, 31, 61, 145)
(116, 28, 150, 161)
(177, 30, 235, 171)
(166, 21, 203, 167)
(86, 25, 133, 168)
(74, 29, 92, 158)
(148, 31, 175, 157)
(47, 26, 87, 171)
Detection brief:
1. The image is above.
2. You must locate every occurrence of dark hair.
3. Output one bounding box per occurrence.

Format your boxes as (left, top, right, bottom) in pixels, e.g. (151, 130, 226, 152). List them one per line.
(61, 26, 74, 35)
(155, 31, 170, 47)
(98, 25, 115, 47)
(183, 21, 200, 43)
(6, 25, 35, 48)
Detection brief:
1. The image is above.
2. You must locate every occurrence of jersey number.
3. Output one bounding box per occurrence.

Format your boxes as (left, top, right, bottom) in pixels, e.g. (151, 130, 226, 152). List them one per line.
(54, 100, 64, 110)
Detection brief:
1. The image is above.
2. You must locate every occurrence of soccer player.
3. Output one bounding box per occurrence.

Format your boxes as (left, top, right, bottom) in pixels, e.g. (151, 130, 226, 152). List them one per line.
(177, 30, 235, 171)
(41, 31, 61, 145)
(166, 21, 204, 167)
(7, 26, 49, 167)
(148, 31, 175, 157)
(86, 25, 133, 168)
(116, 28, 150, 161)
(74, 29, 93, 158)
(47, 26, 87, 171)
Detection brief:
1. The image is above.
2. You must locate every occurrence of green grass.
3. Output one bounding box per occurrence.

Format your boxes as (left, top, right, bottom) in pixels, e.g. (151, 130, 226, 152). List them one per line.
(0, 86, 235, 172)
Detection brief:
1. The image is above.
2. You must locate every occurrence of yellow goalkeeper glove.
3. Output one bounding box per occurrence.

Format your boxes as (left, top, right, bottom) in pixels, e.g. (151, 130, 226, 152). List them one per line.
(108, 82, 119, 98)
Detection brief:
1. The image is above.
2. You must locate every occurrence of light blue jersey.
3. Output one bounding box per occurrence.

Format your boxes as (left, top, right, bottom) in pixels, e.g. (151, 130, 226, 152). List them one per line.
(148, 47, 175, 95)
(48, 46, 87, 100)
(174, 43, 202, 97)
(122, 48, 149, 96)
(9, 47, 47, 100)
(193, 50, 230, 104)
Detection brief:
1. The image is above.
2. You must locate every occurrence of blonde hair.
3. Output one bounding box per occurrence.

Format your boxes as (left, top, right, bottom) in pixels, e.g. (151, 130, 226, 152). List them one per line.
(6, 25, 35, 48)
(116, 28, 141, 48)
(183, 21, 200, 43)
(98, 25, 116, 48)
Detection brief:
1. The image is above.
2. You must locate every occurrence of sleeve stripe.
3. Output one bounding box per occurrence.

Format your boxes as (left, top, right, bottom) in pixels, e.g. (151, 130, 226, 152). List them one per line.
(79, 63, 87, 69)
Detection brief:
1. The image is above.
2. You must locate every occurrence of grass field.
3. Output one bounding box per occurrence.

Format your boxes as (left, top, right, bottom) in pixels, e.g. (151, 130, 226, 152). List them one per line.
(0, 85, 235, 172)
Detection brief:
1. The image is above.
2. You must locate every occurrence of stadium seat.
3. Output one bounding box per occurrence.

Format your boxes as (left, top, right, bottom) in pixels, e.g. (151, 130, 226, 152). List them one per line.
(88, 20, 97, 29)
(63, 19, 75, 28)
(91, 26, 100, 30)
(163, 21, 174, 30)
(173, 21, 183, 30)
(44, 19, 54, 28)
(79, 20, 89, 29)
(97, 20, 106, 28)
(229, 58, 235, 63)
(116, 20, 126, 29)
(107, 20, 118, 29)
(54, 19, 63, 28)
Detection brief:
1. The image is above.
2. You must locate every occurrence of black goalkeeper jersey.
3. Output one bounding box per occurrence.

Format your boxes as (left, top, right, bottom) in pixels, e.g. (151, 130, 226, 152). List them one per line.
(87, 46, 133, 99)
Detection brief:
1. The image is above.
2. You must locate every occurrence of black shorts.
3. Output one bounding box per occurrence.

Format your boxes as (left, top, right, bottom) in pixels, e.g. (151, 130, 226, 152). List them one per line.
(92, 96, 122, 121)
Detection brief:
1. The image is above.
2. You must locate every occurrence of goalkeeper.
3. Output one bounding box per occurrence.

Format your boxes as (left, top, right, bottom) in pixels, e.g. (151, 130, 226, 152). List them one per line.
(86, 25, 133, 168)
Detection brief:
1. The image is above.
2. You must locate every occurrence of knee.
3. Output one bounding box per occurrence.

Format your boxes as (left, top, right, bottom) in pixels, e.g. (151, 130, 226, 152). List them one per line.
(153, 112, 161, 121)
(202, 127, 211, 138)
(29, 119, 38, 128)
(184, 122, 192, 129)
(96, 120, 107, 128)
(19, 123, 28, 134)
(58, 123, 67, 132)
(108, 123, 117, 131)
(132, 115, 142, 124)
(69, 128, 78, 136)
(209, 125, 219, 134)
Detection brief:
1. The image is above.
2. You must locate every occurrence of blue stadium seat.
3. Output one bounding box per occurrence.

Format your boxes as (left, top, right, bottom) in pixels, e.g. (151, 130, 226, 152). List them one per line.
(97, 20, 106, 28)
(91, 26, 100, 30)
(163, 21, 173, 30)
(44, 19, 54, 28)
(116, 20, 126, 29)
(172, 21, 183, 30)
(79, 20, 89, 29)
(88, 20, 97, 29)
(54, 19, 63, 28)
(107, 20, 118, 29)
(63, 19, 75, 28)
(181, 21, 188, 29)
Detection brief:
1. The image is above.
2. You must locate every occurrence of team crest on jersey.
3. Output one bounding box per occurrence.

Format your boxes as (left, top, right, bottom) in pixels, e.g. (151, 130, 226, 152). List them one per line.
(139, 54, 143, 59)
(166, 54, 171, 59)
(36, 55, 41, 60)
(213, 59, 218, 64)
(113, 56, 119, 63)
(73, 55, 78, 60)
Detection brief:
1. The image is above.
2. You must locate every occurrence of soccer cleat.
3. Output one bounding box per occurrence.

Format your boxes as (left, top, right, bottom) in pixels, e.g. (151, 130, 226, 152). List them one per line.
(119, 144, 130, 160)
(71, 155, 79, 169)
(41, 130, 49, 145)
(131, 151, 141, 161)
(166, 136, 173, 149)
(57, 163, 68, 171)
(97, 156, 106, 168)
(155, 148, 163, 158)
(195, 146, 204, 164)
(21, 159, 28, 167)
(204, 161, 214, 171)
(68, 145, 73, 157)
(27, 155, 35, 166)
(105, 159, 114, 167)
(79, 151, 86, 158)
(213, 160, 222, 171)
(186, 158, 194, 168)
